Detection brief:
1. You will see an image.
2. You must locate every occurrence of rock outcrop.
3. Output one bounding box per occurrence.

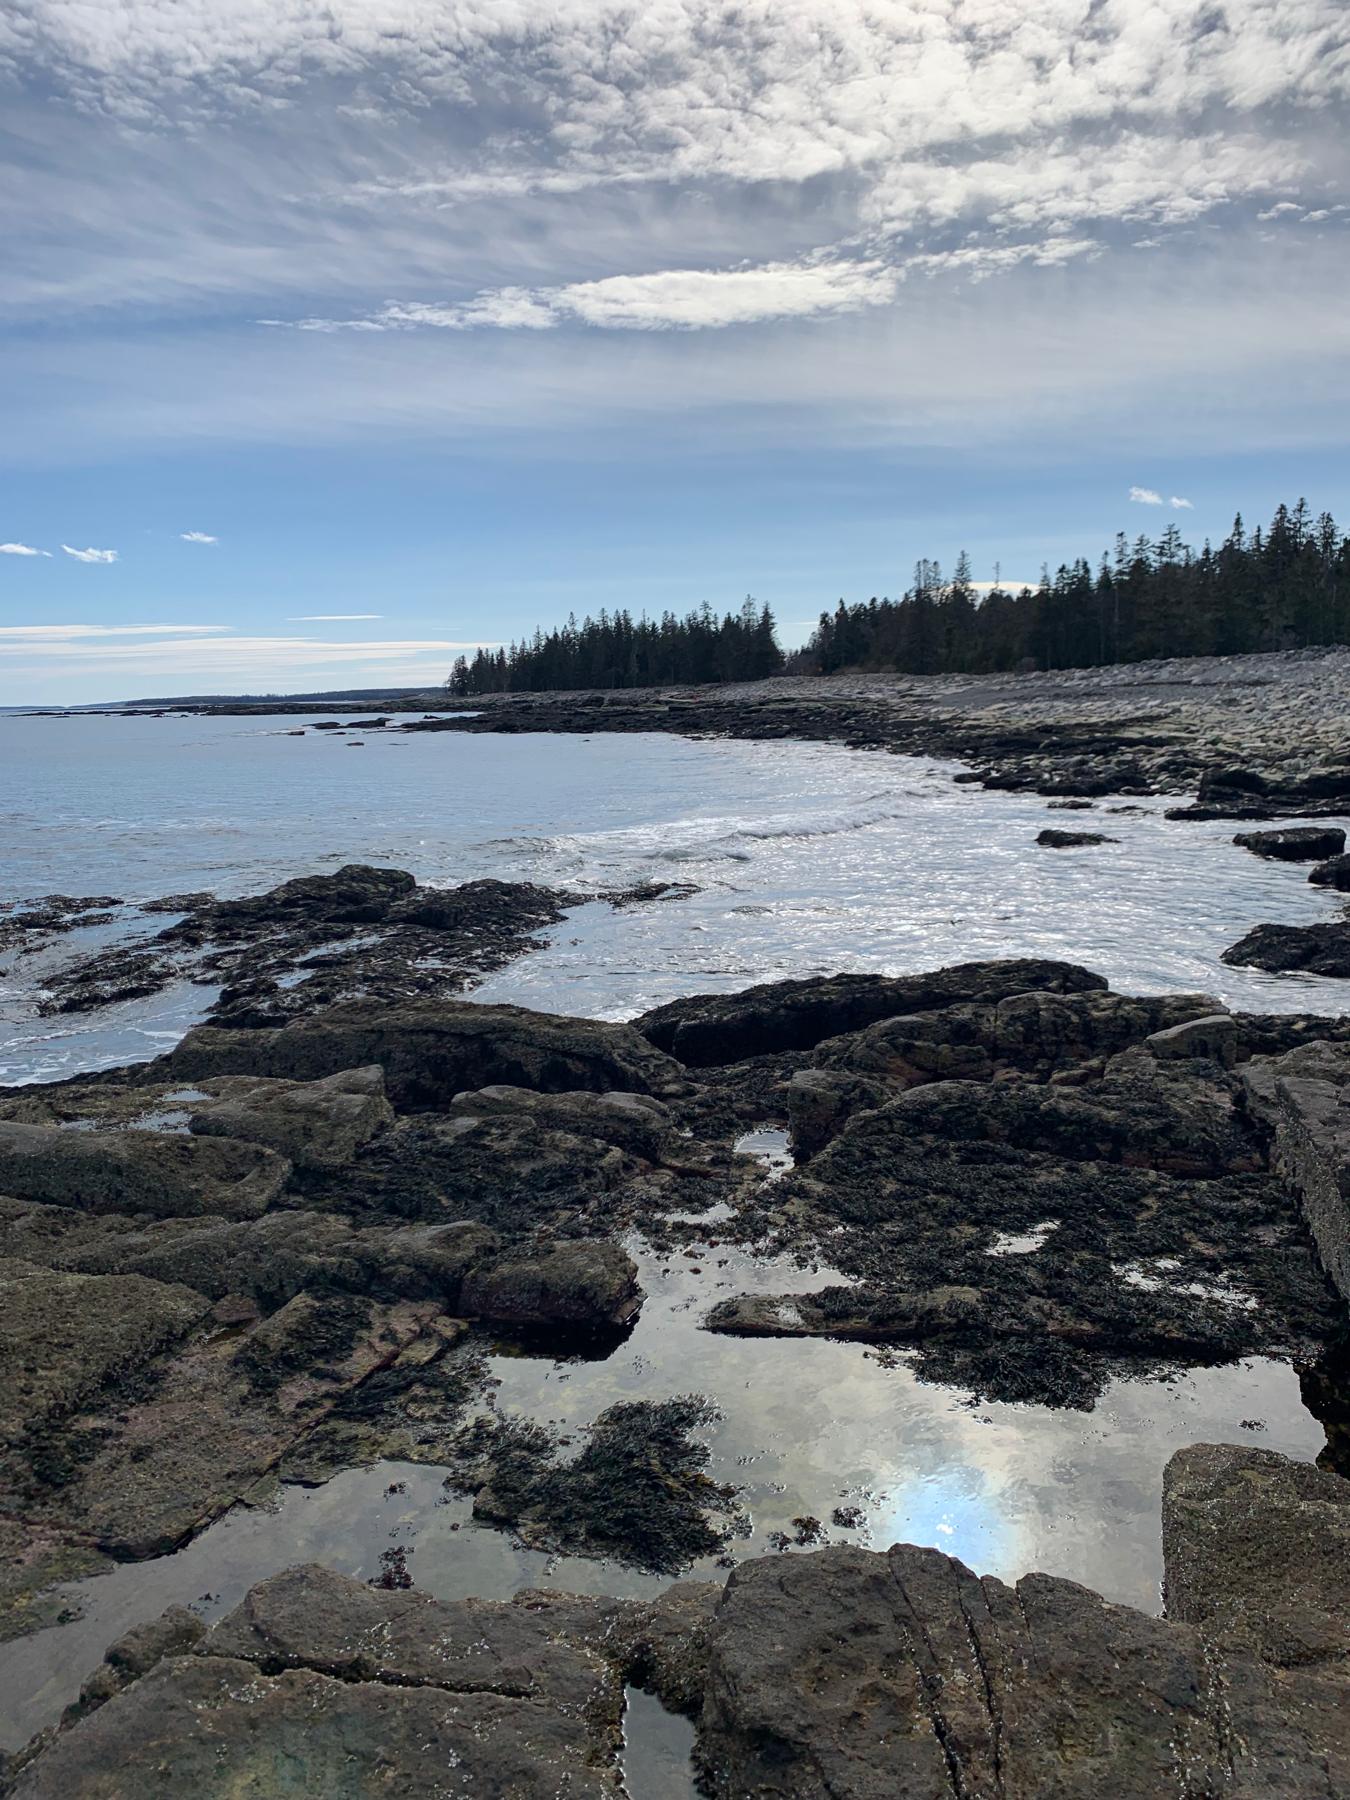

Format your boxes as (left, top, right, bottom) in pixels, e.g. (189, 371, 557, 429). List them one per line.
(1222, 920, 1350, 977)
(1234, 825, 1347, 862)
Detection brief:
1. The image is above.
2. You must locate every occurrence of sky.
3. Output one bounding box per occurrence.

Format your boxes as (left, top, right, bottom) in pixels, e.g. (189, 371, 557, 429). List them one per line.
(2, 1, 1349, 703)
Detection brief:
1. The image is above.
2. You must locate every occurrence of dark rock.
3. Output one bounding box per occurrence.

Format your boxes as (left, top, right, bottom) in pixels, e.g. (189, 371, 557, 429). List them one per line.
(696, 1539, 1350, 1798)
(1144, 1012, 1238, 1065)
(1234, 825, 1347, 862)
(59, 1606, 206, 1728)
(786, 1068, 887, 1159)
(0, 1260, 209, 1443)
(1222, 920, 1350, 976)
(158, 998, 685, 1108)
(447, 1083, 676, 1159)
(1162, 1443, 1350, 1670)
(188, 1065, 392, 1169)
(0, 1121, 290, 1220)
(0, 1198, 494, 1309)
(635, 958, 1107, 1065)
(1035, 827, 1116, 847)
(210, 863, 415, 927)
(1241, 1040, 1350, 1300)
(459, 1238, 641, 1331)
(1309, 852, 1350, 890)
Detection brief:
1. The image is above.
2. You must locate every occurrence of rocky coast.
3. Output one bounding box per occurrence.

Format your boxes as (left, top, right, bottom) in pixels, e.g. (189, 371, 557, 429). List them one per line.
(2, 648, 1349, 1795)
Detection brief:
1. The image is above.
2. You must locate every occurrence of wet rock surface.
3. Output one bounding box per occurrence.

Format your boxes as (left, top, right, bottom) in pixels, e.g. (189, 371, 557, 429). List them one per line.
(1234, 825, 1347, 862)
(1223, 919, 1350, 977)
(31, 864, 698, 1024)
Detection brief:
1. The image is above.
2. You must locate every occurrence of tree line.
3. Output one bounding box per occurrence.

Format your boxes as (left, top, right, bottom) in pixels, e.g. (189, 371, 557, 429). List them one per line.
(808, 501, 1350, 676)
(446, 597, 783, 694)
(445, 500, 1350, 695)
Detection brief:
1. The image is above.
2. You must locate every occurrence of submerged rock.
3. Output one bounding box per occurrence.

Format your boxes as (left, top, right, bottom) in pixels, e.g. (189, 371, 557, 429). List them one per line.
(1035, 826, 1116, 847)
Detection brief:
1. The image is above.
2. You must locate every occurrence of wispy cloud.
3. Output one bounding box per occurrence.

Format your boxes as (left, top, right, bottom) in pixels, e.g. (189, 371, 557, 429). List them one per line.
(1171, 496, 1195, 509)
(0, 624, 230, 640)
(0, 543, 51, 557)
(179, 530, 218, 543)
(287, 613, 384, 621)
(1129, 487, 1164, 505)
(61, 545, 118, 563)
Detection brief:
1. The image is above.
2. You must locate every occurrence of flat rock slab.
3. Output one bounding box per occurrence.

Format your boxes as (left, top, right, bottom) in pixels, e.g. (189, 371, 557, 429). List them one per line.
(0, 1259, 209, 1443)
(1243, 1039, 1350, 1298)
(0, 1122, 289, 1220)
(697, 1541, 1350, 1798)
(158, 997, 685, 1107)
(7, 1654, 615, 1799)
(0, 1293, 441, 1556)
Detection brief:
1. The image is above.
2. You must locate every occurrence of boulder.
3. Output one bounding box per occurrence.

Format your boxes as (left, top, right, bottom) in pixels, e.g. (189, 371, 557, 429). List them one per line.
(634, 958, 1107, 1065)
(158, 998, 685, 1107)
(0, 1122, 289, 1220)
(1162, 1444, 1350, 1670)
(1234, 826, 1347, 862)
(0, 1260, 209, 1444)
(209, 863, 415, 927)
(1222, 920, 1350, 977)
(459, 1238, 641, 1331)
(188, 1066, 392, 1169)
(1241, 1040, 1350, 1299)
(447, 1084, 675, 1159)
(786, 1069, 886, 1159)
(696, 1540, 1349, 1798)
(1144, 1012, 1238, 1066)
(1309, 852, 1350, 890)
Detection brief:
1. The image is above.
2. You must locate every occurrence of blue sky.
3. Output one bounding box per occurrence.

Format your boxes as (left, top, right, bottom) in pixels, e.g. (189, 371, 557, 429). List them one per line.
(2, 1, 1348, 703)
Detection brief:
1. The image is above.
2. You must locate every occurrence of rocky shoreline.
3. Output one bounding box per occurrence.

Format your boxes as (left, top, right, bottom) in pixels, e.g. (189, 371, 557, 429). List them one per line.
(2, 895, 1350, 1789)
(2, 652, 1349, 1796)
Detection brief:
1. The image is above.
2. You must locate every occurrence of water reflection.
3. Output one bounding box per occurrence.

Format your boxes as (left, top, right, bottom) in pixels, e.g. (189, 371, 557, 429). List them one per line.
(0, 1235, 1323, 1753)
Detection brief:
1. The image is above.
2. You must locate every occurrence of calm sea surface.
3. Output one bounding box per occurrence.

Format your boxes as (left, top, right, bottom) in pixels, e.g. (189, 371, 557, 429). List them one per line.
(0, 710, 1344, 1758)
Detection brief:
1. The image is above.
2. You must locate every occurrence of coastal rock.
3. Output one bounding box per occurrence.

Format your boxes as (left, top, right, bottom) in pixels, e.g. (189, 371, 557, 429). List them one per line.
(1234, 825, 1347, 862)
(0, 1121, 289, 1220)
(635, 958, 1106, 1065)
(1308, 852, 1350, 889)
(1241, 1039, 1350, 1299)
(188, 1066, 392, 1169)
(0, 1292, 442, 1557)
(209, 863, 415, 926)
(696, 1539, 1349, 1798)
(447, 1083, 676, 1160)
(0, 1260, 209, 1443)
(1162, 1443, 1350, 1669)
(0, 1198, 495, 1308)
(1035, 826, 1116, 847)
(159, 998, 685, 1107)
(459, 1238, 641, 1331)
(1222, 920, 1350, 977)
(786, 1068, 887, 1159)
(1143, 1012, 1239, 1065)
(6, 1654, 617, 1800)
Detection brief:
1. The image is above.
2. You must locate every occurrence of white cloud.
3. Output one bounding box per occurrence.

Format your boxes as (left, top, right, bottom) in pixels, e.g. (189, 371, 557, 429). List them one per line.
(0, 543, 50, 556)
(179, 530, 218, 542)
(1129, 487, 1164, 505)
(0, 624, 229, 640)
(287, 257, 903, 334)
(61, 545, 118, 563)
(288, 613, 384, 620)
(1170, 496, 1194, 508)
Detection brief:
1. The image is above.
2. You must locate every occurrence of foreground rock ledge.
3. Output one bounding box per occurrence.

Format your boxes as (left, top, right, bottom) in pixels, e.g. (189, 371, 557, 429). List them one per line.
(7, 1445, 1349, 1798)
